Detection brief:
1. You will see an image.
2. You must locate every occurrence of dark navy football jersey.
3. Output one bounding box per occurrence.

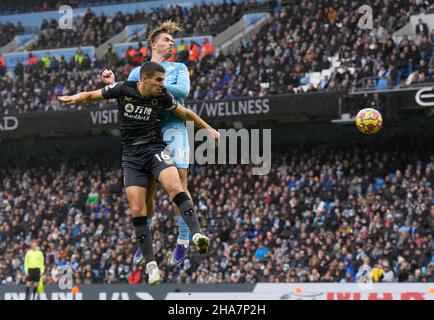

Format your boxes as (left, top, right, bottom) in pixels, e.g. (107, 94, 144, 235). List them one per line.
(101, 81, 177, 148)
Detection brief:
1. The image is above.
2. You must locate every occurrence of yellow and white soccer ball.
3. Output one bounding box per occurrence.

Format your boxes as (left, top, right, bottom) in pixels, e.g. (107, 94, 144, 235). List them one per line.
(355, 108, 383, 134)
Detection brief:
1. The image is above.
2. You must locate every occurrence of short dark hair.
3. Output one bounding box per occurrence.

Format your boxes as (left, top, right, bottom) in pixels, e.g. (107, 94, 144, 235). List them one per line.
(140, 61, 165, 79)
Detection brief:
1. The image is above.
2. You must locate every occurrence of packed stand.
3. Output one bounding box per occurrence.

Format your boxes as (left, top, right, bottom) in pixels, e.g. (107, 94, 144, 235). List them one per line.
(2, 0, 434, 113)
(0, 0, 143, 15)
(28, 0, 266, 50)
(0, 141, 433, 285)
(184, 0, 434, 98)
(0, 22, 24, 47)
(1, 0, 63, 14)
(0, 0, 268, 113)
(30, 9, 142, 50)
(105, 0, 434, 97)
(0, 49, 95, 114)
(101, 0, 434, 98)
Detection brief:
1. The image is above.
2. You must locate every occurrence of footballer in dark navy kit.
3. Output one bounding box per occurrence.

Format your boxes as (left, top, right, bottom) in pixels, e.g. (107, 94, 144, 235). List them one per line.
(101, 80, 178, 189)
(58, 61, 220, 285)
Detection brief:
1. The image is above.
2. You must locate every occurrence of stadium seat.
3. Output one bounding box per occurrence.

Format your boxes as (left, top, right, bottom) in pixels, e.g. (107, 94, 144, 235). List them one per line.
(309, 72, 321, 88)
(299, 75, 309, 85)
(375, 79, 388, 90)
(321, 69, 332, 79)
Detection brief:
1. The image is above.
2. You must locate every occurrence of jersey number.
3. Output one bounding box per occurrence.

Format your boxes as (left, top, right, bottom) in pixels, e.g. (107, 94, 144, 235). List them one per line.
(155, 151, 173, 164)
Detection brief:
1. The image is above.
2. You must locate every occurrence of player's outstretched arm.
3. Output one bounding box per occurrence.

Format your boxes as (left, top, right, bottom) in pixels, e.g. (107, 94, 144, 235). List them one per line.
(58, 89, 105, 105)
(172, 103, 220, 142)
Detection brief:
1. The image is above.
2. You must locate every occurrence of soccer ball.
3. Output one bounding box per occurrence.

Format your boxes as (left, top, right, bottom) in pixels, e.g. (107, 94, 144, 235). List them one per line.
(355, 108, 383, 134)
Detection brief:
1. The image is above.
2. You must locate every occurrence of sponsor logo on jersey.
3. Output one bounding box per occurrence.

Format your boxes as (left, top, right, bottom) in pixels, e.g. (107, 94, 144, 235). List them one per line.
(125, 103, 135, 113)
(123, 103, 153, 121)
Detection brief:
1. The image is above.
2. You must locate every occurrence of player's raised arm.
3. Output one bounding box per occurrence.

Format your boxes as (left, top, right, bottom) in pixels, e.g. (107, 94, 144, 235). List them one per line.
(58, 89, 104, 105)
(101, 69, 116, 84)
(171, 103, 220, 142)
(101, 65, 141, 85)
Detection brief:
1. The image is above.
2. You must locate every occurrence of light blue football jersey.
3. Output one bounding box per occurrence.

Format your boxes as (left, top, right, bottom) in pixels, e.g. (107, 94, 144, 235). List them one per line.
(128, 61, 190, 130)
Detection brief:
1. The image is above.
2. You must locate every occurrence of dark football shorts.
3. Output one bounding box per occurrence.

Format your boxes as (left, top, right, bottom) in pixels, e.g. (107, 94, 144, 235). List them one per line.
(122, 142, 175, 188)
(28, 268, 41, 282)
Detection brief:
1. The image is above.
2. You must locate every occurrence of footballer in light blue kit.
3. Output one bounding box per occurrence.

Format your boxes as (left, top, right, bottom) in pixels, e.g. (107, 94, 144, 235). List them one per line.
(102, 21, 195, 268)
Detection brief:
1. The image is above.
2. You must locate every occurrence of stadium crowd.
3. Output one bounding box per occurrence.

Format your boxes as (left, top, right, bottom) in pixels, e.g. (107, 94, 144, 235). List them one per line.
(0, 22, 24, 47)
(186, 0, 434, 98)
(28, 0, 259, 50)
(0, 0, 151, 15)
(1, 0, 434, 114)
(0, 141, 433, 285)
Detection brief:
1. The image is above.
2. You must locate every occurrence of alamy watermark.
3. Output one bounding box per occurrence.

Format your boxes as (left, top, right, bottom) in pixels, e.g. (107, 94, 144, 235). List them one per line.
(358, 5, 373, 30)
(57, 265, 73, 290)
(356, 271, 374, 290)
(58, 5, 74, 30)
(163, 121, 272, 176)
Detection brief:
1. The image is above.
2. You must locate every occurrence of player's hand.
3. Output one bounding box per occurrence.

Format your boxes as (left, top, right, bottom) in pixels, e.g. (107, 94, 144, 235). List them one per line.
(58, 95, 76, 105)
(101, 69, 115, 85)
(207, 128, 220, 144)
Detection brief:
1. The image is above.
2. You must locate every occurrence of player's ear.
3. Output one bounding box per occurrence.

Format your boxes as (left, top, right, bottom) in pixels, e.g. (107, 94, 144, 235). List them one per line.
(151, 39, 158, 50)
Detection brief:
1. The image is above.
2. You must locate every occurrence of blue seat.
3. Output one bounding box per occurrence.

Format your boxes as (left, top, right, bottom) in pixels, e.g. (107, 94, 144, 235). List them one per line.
(299, 76, 309, 85)
(376, 79, 388, 90)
